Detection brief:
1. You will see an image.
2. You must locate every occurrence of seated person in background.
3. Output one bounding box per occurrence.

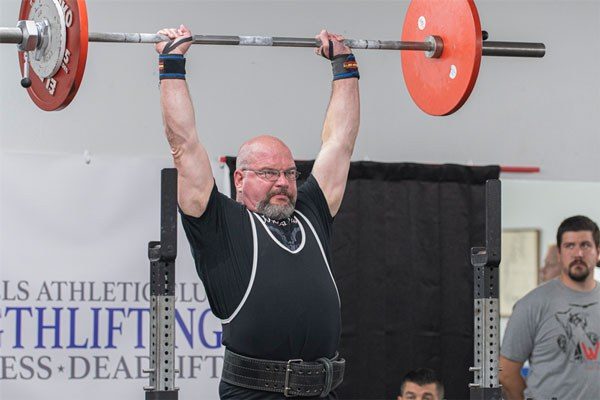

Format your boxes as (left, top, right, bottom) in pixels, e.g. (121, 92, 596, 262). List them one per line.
(397, 368, 444, 400)
(539, 244, 561, 282)
(500, 215, 600, 400)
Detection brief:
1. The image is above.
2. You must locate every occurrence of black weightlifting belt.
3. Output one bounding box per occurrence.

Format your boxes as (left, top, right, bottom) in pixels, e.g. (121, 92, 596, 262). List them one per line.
(222, 348, 345, 397)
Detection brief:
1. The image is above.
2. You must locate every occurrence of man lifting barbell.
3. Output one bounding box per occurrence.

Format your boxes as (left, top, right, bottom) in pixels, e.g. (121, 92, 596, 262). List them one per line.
(155, 24, 359, 399)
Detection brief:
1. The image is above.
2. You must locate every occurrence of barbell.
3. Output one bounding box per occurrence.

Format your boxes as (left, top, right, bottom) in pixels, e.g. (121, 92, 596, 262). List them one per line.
(0, 0, 545, 115)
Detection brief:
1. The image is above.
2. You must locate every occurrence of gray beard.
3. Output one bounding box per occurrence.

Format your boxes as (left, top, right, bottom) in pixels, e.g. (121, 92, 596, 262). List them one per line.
(257, 200, 295, 220)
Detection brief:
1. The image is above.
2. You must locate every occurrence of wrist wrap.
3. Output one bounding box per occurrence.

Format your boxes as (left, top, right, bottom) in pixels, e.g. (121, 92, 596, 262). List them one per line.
(332, 54, 359, 81)
(159, 54, 186, 80)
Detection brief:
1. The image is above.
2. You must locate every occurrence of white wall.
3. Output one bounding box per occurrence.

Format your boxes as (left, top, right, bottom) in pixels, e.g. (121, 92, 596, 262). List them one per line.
(1, 0, 600, 182)
(503, 178, 600, 269)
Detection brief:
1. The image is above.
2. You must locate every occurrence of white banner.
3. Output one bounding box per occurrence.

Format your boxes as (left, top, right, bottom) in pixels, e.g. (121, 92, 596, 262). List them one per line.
(0, 152, 228, 399)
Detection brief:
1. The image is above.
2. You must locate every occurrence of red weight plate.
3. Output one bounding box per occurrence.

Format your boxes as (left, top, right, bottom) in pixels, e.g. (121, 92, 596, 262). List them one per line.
(19, 0, 88, 111)
(401, 0, 482, 116)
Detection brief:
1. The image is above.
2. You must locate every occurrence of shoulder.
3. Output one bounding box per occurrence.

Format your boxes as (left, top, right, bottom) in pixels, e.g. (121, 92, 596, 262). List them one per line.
(187, 184, 245, 216)
(180, 184, 250, 240)
(514, 279, 560, 311)
(298, 174, 324, 197)
(296, 175, 333, 224)
(297, 175, 328, 210)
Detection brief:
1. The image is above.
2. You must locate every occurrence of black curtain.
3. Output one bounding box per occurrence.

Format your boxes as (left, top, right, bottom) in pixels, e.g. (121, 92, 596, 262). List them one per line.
(225, 158, 500, 400)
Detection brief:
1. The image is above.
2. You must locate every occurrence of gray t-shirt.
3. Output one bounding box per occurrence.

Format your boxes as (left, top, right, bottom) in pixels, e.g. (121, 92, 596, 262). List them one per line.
(501, 279, 600, 400)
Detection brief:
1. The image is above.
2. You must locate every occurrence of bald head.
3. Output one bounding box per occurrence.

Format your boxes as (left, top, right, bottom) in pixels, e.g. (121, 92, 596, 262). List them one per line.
(236, 135, 293, 170)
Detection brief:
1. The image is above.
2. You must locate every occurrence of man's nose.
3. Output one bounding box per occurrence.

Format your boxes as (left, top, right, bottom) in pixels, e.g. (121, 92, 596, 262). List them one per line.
(274, 172, 289, 186)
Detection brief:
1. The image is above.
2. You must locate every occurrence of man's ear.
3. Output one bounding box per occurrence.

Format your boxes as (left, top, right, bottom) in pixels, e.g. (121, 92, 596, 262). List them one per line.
(234, 169, 244, 192)
(233, 169, 245, 201)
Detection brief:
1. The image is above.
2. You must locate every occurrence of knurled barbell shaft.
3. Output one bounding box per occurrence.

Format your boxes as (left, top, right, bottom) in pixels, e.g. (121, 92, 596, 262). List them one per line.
(1, 27, 545, 57)
(89, 33, 433, 51)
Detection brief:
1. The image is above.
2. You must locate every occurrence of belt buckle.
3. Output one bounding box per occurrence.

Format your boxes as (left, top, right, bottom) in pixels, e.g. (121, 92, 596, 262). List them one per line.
(284, 358, 303, 397)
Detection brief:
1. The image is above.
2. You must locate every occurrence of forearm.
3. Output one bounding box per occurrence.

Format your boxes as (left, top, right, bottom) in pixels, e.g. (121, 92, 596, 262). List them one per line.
(321, 78, 360, 155)
(160, 79, 200, 158)
(500, 375, 526, 400)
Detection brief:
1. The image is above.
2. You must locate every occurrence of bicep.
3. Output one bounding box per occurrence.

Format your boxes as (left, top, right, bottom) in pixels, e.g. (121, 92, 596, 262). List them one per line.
(500, 355, 524, 376)
(311, 140, 352, 217)
(175, 141, 214, 217)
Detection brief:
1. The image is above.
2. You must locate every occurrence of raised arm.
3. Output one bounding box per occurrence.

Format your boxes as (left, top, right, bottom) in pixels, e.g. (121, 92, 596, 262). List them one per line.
(311, 30, 360, 217)
(499, 356, 526, 400)
(156, 25, 214, 217)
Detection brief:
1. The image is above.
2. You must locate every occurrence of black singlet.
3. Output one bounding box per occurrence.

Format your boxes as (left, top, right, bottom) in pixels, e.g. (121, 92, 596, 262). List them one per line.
(180, 175, 341, 399)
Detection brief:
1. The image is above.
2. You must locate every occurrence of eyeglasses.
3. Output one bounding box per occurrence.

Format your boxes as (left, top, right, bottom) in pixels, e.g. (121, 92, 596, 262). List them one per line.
(243, 168, 301, 182)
